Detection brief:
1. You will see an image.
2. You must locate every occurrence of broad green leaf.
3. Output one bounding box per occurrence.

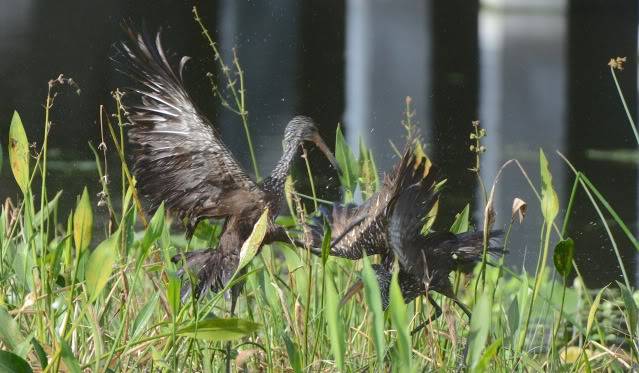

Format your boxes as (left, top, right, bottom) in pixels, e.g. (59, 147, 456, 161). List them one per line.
(359, 137, 378, 198)
(0, 350, 32, 373)
(232, 208, 269, 278)
(474, 338, 502, 373)
(86, 232, 118, 302)
(283, 335, 303, 373)
(192, 220, 217, 243)
(8, 111, 29, 195)
(73, 187, 93, 254)
(335, 125, 359, 201)
(177, 318, 260, 342)
(139, 203, 165, 264)
(389, 269, 411, 372)
(586, 287, 605, 336)
(324, 265, 345, 371)
(132, 293, 159, 338)
(450, 204, 470, 234)
(30, 338, 47, 369)
(553, 238, 574, 278)
(0, 307, 25, 352)
(539, 149, 559, 224)
(421, 199, 439, 234)
(167, 271, 181, 316)
(361, 255, 385, 366)
(616, 281, 637, 335)
(467, 293, 491, 370)
(57, 337, 81, 373)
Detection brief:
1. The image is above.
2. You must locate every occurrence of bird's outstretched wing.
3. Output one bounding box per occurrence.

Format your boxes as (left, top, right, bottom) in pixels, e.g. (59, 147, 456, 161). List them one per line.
(119, 30, 264, 233)
(387, 165, 440, 271)
(308, 145, 432, 259)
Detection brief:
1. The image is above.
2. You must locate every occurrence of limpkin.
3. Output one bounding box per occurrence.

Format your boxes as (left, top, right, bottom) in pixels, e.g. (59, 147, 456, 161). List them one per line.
(119, 30, 339, 307)
(306, 144, 503, 328)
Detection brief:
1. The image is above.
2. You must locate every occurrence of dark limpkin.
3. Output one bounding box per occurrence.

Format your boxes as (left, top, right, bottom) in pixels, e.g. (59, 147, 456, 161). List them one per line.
(307, 144, 504, 330)
(119, 31, 338, 308)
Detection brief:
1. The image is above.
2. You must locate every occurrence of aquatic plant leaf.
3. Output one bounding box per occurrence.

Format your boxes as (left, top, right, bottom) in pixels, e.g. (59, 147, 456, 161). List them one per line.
(450, 204, 470, 234)
(466, 293, 491, 370)
(389, 269, 411, 372)
(166, 270, 181, 317)
(586, 287, 605, 336)
(616, 282, 637, 336)
(139, 203, 165, 261)
(553, 238, 574, 278)
(8, 111, 29, 195)
(361, 255, 385, 366)
(234, 208, 269, 275)
(335, 125, 359, 201)
(421, 199, 439, 234)
(73, 187, 93, 254)
(359, 137, 378, 198)
(86, 232, 118, 302)
(324, 264, 345, 371)
(30, 338, 47, 370)
(57, 336, 81, 373)
(178, 318, 260, 342)
(283, 335, 303, 373)
(0, 350, 32, 373)
(131, 293, 159, 339)
(506, 298, 519, 349)
(475, 337, 502, 373)
(0, 307, 25, 352)
(539, 150, 559, 224)
(33, 191, 63, 228)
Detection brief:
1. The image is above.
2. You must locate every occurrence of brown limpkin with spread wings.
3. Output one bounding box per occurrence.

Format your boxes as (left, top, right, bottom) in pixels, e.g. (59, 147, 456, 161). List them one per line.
(119, 30, 338, 306)
(307, 145, 503, 330)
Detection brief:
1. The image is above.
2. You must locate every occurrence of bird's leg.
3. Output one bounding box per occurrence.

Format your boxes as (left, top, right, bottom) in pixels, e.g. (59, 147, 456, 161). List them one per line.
(225, 291, 239, 373)
(436, 281, 472, 320)
(411, 294, 442, 335)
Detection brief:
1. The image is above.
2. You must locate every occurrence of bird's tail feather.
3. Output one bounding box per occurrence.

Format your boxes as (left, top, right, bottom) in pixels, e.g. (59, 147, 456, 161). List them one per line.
(450, 229, 506, 272)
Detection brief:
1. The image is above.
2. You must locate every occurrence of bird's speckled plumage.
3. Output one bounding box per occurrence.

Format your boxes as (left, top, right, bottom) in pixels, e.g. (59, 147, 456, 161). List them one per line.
(119, 30, 336, 300)
(306, 145, 433, 260)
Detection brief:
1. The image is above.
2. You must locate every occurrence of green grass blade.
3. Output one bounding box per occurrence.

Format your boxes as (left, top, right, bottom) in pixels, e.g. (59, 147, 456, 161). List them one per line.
(178, 318, 260, 342)
(389, 269, 411, 372)
(361, 255, 385, 366)
(467, 292, 491, 370)
(324, 264, 345, 371)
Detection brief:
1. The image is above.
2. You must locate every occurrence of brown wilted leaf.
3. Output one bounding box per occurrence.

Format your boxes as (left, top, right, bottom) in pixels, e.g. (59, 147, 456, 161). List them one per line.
(511, 197, 527, 224)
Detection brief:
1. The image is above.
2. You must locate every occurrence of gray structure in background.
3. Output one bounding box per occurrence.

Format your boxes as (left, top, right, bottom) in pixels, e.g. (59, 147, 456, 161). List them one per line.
(478, 0, 568, 271)
(345, 0, 432, 174)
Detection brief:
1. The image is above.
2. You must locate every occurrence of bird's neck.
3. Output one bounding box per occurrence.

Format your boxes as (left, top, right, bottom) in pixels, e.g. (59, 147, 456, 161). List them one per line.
(260, 141, 299, 199)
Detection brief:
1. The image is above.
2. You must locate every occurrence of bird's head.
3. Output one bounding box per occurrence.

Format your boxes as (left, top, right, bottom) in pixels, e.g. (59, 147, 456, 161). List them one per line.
(284, 115, 339, 171)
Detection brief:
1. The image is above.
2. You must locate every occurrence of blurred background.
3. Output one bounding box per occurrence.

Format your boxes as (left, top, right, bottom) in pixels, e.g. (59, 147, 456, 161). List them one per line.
(0, 0, 637, 287)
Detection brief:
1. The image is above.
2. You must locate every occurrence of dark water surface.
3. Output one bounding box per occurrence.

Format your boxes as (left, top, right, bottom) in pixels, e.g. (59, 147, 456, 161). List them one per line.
(0, 0, 638, 287)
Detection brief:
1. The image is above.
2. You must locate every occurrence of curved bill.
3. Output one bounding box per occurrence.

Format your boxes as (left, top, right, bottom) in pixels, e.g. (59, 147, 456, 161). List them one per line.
(311, 133, 341, 173)
(339, 279, 363, 308)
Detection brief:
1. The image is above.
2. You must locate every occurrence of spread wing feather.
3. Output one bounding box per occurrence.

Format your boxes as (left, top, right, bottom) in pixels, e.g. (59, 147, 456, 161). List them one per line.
(119, 30, 264, 232)
(387, 166, 440, 270)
